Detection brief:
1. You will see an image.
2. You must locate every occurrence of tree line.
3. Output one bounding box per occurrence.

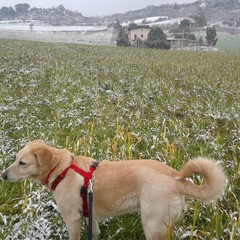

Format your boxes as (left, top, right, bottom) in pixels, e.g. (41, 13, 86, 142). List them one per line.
(0, 3, 30, 18)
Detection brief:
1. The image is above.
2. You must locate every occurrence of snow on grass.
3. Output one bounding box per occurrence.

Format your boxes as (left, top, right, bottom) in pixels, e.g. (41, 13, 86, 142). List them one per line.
(0, 21, 112, 46)
(1, 188, 68, 240)
(0, 20, 108, 32)
(0, 39, 239, 239)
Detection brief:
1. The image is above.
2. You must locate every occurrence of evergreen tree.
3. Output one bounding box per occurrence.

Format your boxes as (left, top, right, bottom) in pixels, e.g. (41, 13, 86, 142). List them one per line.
(179, 19, 191, 30)
(145, 27, 170, 49)
(206, 26, 218, 47)
(116, 23, 129, 47)
(0, 7, 16, 18)
(14, 3, 30, 15)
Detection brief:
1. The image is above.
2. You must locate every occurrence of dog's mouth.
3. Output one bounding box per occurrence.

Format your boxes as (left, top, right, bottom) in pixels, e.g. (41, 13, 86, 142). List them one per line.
(1, 172, 25, 182)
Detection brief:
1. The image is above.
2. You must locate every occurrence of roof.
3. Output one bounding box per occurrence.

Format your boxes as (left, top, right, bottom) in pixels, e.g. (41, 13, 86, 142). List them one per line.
(129, 24, 151, 31)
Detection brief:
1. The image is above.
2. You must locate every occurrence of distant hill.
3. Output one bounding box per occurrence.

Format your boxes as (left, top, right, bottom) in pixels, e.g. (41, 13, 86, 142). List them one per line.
(0, 0, 239, 27)
(104, 0, 240, 25)
(0, 3, 100, 25)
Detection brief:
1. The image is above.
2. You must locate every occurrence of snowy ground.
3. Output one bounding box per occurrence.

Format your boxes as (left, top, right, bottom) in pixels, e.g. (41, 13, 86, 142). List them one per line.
(0, 21, 114, 45)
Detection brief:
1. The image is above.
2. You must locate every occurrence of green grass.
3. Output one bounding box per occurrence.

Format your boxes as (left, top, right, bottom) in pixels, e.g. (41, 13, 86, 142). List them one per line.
(216, 32, 240, 53)
(0, 39, 239, 239)
(198, 31, 240, 53)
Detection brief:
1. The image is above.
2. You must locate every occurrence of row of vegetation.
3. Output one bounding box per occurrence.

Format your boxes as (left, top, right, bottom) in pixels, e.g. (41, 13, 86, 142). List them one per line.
(0, 39, 239, 239)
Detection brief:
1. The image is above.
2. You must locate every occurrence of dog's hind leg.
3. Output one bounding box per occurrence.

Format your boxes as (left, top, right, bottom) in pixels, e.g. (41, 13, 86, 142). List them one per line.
(140, 202, 177, 240)
(141, 214, 170, 240)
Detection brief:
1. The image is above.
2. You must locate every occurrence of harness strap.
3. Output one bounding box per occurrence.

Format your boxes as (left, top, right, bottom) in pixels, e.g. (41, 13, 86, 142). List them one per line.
(71, 162, 99, 217)
(50, 166, 72, 190)
(46, 159, 99, 218)
(44, 166, 57, 185)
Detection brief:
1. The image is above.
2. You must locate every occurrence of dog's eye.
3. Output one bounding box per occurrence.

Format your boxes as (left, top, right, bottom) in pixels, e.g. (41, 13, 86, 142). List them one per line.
(19, 161, 26, 166)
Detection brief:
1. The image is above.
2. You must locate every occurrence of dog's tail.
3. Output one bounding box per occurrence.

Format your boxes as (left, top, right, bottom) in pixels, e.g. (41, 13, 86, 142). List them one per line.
(176, 157, 226, 202)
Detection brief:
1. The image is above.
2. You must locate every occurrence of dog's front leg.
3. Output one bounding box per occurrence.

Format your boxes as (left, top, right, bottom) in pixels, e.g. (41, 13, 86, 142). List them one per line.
(56, 200, 82, 240)
(54, 188, 83, 239)
(62, 213, 82, 240)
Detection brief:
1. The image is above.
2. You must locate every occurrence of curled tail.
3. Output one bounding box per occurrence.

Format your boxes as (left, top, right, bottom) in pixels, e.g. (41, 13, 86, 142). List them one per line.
(177, 157, 226, 202)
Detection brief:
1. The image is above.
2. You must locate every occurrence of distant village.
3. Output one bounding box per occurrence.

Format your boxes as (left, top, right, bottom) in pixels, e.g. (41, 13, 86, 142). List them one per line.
(117, 16, 198, 49)
(113, 15, 220, 50)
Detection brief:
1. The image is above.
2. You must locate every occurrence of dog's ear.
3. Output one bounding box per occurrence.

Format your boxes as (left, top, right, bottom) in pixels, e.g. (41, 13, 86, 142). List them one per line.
(32, 147, 54, 167)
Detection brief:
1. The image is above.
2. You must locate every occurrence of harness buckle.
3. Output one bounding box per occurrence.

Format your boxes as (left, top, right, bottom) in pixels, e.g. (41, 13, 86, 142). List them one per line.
(80, 186, 88, 196)
(88, 178, 94, 193)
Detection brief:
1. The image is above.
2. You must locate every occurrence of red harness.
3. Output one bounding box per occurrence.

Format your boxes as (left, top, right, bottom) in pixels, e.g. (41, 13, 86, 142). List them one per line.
(44, 157, 99, 217)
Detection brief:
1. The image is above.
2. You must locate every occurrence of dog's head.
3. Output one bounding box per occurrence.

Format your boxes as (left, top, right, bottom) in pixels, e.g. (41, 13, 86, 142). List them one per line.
(1, 140, 58, 182)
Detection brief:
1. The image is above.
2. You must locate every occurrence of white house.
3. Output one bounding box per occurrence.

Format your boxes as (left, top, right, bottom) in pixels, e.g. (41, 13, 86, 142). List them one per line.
(129, 26, 151, 47)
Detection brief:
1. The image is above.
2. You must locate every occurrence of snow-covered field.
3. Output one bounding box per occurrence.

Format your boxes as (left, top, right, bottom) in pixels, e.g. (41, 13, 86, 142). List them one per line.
(0, 21, 114, 45)
(0, 21, 108, 32)
(0, 37, 239, 240)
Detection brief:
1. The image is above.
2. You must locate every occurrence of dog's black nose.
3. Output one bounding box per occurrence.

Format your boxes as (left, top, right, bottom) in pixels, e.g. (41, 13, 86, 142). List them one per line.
(1, 171, 8, 180)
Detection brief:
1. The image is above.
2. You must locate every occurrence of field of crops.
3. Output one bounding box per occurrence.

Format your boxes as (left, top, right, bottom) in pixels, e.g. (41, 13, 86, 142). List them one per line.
(0, 39, 239, 239)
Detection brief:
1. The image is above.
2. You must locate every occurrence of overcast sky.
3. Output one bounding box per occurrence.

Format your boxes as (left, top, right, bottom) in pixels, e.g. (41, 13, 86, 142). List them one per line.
(0, 0, 196, 16)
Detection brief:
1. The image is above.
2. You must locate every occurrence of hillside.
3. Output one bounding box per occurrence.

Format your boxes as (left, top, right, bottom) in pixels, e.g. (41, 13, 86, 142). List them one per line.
(0, 4, 101, 25)
(105, 0, 240, 25)
(0, 0, 240, 26)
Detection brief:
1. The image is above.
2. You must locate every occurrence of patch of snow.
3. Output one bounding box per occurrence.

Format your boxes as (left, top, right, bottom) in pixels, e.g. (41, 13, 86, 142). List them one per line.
(0, 21, 108, 32)
(134, 16, 168, 24)
(122, 16, 168, 26)
(200, 2, 207, 9)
